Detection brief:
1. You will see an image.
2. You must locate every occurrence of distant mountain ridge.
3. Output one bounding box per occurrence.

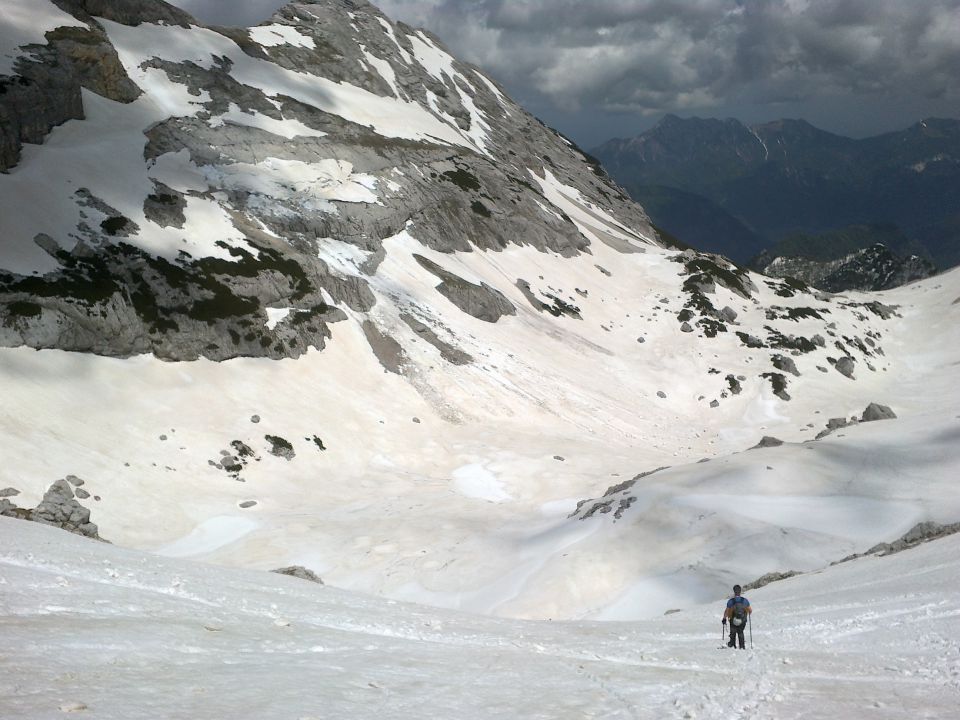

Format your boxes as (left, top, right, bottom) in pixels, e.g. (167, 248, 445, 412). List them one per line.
(750, 223, 938, 292)
(593, 115, 960, 272)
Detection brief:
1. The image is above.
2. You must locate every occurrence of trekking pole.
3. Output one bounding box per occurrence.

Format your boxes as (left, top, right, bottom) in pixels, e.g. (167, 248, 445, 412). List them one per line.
(749, 614, 753, 649)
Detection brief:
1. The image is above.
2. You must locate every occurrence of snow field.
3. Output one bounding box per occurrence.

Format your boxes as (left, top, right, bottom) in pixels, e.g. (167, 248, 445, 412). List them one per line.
(1, 262, 957, 620)
(2, 516, 958, 719)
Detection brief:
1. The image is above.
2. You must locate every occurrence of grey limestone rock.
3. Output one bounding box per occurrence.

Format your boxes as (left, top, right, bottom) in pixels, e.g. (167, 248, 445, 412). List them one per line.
(271, 565, 324, 584)
(400, 313, 472, 365)
(815, 416, 857, 440)
(415, 255, 516, 323)
(771, 354, 800, 377)
(265, 434, 295, 461)
(834, 356, 856, 378)
(751, 436, 784, 449)
(0, 7, 143, 172)
(725, 374, 742, 395)
(837, 521, 960, 564)
(6, 478, 106, 540)
(570, 466, 669, 521)
(0, 487, 20, 498)
(861, 403, 896, 422)
(362, 320, 408, 375)
(743, 570, 800, 591)
(1, 0, 661, 364)
(680, 321, 694, 333)
(143, 182, 187, 229)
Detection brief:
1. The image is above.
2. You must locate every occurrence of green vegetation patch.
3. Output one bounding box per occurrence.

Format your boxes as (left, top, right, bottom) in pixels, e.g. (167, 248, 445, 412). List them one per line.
(442, 168, 481, 192)
(5, 300, 42, 319)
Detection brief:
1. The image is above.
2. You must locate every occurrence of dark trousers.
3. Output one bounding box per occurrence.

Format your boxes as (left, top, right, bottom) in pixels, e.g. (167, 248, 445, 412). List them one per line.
(729, 618, 747, 648)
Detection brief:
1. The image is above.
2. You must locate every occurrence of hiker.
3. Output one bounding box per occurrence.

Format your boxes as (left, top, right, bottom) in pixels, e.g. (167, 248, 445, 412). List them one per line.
(723, 584, 752, 649)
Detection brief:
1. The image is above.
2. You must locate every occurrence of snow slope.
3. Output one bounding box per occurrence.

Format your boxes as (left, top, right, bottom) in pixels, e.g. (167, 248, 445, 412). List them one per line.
(2, 516, 958, 719)
(1, 262, 958, 621)
(1, 0, 959, 637)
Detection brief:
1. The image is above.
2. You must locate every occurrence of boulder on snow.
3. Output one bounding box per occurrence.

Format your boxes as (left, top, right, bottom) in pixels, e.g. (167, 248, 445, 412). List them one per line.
(815, 416, 857, 439)
(1, 478, 105, 541)
(0, 487, 20, 498)
(834, 356, 856, 378)
(771, 354, 800, 377)
(271, 566, 324, 584)
(751, 436, 784, 449)
(861, 403, 896, 422)
(719, 306, 738, 323)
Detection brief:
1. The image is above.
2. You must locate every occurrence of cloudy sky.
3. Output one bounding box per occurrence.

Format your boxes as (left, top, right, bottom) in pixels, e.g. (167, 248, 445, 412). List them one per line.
(171, 0, 960, 148)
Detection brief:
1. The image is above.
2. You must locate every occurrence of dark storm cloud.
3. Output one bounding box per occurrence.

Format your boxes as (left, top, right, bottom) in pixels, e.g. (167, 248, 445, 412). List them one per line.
(167, 0, 960, 144)
(375, 1, 960, 114)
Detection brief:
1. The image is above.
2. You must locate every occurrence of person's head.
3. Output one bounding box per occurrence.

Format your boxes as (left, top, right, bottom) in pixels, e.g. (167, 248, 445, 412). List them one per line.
(733, 584, 742, 596)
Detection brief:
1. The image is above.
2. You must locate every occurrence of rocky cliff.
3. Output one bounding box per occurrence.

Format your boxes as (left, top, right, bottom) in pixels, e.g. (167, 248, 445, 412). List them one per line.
(0, 0, 655, 361)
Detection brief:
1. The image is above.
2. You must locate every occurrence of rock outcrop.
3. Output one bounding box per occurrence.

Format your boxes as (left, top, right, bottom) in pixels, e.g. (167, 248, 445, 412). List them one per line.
(271, 565, 324, 584)
(0, 478, 105, 540)
(0, 0, 655, 362)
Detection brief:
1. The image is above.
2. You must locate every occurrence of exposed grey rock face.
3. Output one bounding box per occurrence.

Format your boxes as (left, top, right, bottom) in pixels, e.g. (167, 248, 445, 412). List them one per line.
(271, 565, 324, 584)
(754, 242, 937, 293)
(836, 521, 960, 564)
(400, 313, 472, 365)
(0, 10, 143, 171)
(815, 416, 856, 439)
(0, 478, 104, 540)
(265, 434, 296, 460)
(570, 466, 670, 521)
(52, 0, 195, 27)
(834, 356, 856, 378)
(414, 255, 516, 323)
(0, 487, 20, 498)
(751, 436, 784, 449)
(142, 182, 187, 229)
(771, 354, 800, 376)
(1, 0, 655, 363)
(861, 403, 896, 422)
(744, 570, 800, 591)
(0, 0, 904, 420)
(362, 319, 408, 374)
(515, 280, 582, 319)
(725, 374, 742, 395)
(762, 372, 791, 401)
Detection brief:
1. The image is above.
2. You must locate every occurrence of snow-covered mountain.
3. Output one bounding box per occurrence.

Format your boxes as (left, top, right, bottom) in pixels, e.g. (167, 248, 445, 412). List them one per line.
(2, 0, 960, 646)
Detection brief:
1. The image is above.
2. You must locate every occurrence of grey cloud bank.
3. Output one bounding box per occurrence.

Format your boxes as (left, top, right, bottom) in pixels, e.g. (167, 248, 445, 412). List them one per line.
(169, 0, 960, 147)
